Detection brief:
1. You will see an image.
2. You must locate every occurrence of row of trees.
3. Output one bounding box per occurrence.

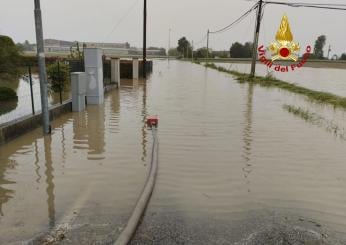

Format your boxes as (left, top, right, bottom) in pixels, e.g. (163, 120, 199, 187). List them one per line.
(173, 35, 346, 60)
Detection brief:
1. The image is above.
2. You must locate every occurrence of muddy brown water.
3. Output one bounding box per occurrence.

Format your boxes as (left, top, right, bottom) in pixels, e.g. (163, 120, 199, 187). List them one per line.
(0, 74, 71, 125)
(1, 60, 346, 244)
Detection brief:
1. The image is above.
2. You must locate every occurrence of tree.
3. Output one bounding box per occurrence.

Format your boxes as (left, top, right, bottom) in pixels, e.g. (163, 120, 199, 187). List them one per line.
(340, 53, 346, 60)
(168, 48, 179, 56)
(177, 37, 192, 57)
(47, 62, 70, 93)
(313, 35, 326, 59)
(229, 42, 253, 58)
(0, 35, 21, 75)
(194, 47, 211, 59)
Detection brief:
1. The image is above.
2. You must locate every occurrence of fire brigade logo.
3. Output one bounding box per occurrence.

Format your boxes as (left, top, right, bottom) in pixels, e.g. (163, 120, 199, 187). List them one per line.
(269, 15, 300, 61)
(258, 14, 311, 73)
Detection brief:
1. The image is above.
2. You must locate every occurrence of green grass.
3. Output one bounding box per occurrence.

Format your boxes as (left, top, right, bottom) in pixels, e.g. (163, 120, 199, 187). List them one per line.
(202, 62, 346, 109)
(283, 104, 346, 140)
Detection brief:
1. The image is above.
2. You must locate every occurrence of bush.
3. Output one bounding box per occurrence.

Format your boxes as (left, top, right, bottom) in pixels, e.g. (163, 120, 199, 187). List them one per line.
(0, 87, 17, 101)
(0, 35, 21, 75)
(47, 61, 70, 92)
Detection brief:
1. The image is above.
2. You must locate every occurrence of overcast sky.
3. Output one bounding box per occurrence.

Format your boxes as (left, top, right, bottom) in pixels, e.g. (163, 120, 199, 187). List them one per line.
(1, 0, 346, 56)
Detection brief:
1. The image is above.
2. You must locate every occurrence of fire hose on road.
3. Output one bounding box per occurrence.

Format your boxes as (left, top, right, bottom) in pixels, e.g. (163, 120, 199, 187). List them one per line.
(114, 116, 159, 245)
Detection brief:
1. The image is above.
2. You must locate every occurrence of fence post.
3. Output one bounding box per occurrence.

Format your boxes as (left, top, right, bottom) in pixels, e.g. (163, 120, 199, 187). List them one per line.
(57, 61, 63, 104)
(28, 66, 35, 115)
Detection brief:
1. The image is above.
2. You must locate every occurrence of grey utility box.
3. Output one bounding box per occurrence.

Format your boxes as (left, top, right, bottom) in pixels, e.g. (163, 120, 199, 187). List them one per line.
(84, 48, 104, 104)
(71, 72, 86, 112)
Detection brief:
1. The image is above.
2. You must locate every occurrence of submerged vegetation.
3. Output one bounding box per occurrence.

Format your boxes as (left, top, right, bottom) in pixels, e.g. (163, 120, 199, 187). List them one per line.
(283, 104, 346, 140)
(203, 62, 346, 109)
(0, 87, 17, 101)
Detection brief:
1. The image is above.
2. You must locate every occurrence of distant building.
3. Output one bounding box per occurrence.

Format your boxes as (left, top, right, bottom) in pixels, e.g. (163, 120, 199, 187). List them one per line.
(31, 39, 164, 56)
(37, 39, 131, 54)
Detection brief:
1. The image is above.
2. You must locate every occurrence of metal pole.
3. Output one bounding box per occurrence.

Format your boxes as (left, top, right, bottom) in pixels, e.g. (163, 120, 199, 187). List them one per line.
(250, 0, 263, 77)
(206, 29, 209, 59)
(34, 0, 50, 134)
(28, 66, 35, 115)
(57, 61, 62, 104)
(143, 0, 147, 78)
(191, 40, 194, 61)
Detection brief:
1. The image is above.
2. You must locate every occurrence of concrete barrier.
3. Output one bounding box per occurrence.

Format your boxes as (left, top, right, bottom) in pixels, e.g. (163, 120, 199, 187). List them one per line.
(0, 101, 72, 145)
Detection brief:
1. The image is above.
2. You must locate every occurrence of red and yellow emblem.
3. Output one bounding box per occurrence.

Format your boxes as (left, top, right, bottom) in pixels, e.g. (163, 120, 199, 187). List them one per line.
(269, 15, 300, 61)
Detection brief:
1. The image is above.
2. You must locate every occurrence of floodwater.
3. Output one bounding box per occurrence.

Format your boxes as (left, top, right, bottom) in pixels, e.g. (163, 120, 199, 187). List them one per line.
(0, 74, 70, 126)
(217, 62, 346, 97)
(1, 60, 346, 244)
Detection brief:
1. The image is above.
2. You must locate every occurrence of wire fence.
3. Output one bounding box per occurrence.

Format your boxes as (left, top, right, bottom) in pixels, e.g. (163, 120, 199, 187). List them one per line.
(0, 58, 153, 126)
(0, 59, 83, 126)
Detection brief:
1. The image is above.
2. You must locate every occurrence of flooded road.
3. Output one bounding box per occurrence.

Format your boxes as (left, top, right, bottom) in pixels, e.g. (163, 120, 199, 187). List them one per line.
(1, 60, 346, 244)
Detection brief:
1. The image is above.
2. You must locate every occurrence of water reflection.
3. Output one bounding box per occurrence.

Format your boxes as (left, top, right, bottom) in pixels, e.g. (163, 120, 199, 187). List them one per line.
(0, 161, 15, 216)
(34, 139, 41, 184)
(241, 83, 254, 193)
(141, 80, 147, 162)
(87, 105, 106, 160)
(109, 89, 120, 135)
(44, 136, 55, 229)
(73, 112, 89, 150)
(0, 72, 71, 125)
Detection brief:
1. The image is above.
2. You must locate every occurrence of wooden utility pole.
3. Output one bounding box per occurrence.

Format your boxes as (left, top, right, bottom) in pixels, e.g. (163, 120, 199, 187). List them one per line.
(206, 29, 210, 59)
(250, 0, 263, 77)
(143, 0, 147, 78)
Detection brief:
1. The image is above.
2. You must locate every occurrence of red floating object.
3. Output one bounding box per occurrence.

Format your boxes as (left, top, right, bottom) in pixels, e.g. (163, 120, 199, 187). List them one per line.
(147, 115, 158, 128)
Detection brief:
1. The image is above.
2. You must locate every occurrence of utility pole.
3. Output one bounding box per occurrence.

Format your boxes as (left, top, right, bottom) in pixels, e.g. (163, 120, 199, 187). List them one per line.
(250, 0, 263, 77)
(34, 0, 50, 134)
(206, 29, 210, 59)
(168, 28, 171, 59)
(143, 0, 147, 78)
(327, 45, 331, 60)
(191, 40, 194, 61)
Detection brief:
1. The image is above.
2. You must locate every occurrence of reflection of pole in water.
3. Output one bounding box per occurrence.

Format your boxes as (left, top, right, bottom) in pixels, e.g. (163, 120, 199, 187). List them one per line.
(60, 125, 66, 168)
(34, 139, 41, 183)
(141, 80, 148, 162)
(112, 90, 120, 113)
(242, 83, 254, 193)
(43, 135, 55, 228)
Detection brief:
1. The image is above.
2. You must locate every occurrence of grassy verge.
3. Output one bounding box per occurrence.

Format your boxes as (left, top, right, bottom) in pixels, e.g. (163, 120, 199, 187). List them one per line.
(203, 62, 346, 109)
(283, 104, 346, 140)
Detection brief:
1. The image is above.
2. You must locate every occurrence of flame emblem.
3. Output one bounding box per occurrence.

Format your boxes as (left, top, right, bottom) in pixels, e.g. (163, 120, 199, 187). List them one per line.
(269, 15, 300, 61)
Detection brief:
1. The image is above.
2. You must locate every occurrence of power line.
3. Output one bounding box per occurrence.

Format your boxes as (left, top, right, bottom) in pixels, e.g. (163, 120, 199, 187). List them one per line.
(104, 0, 140, 41)
(264, 1, 346, 11)
(194, 33, 208, 46)
(209, 2, 259, 34)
